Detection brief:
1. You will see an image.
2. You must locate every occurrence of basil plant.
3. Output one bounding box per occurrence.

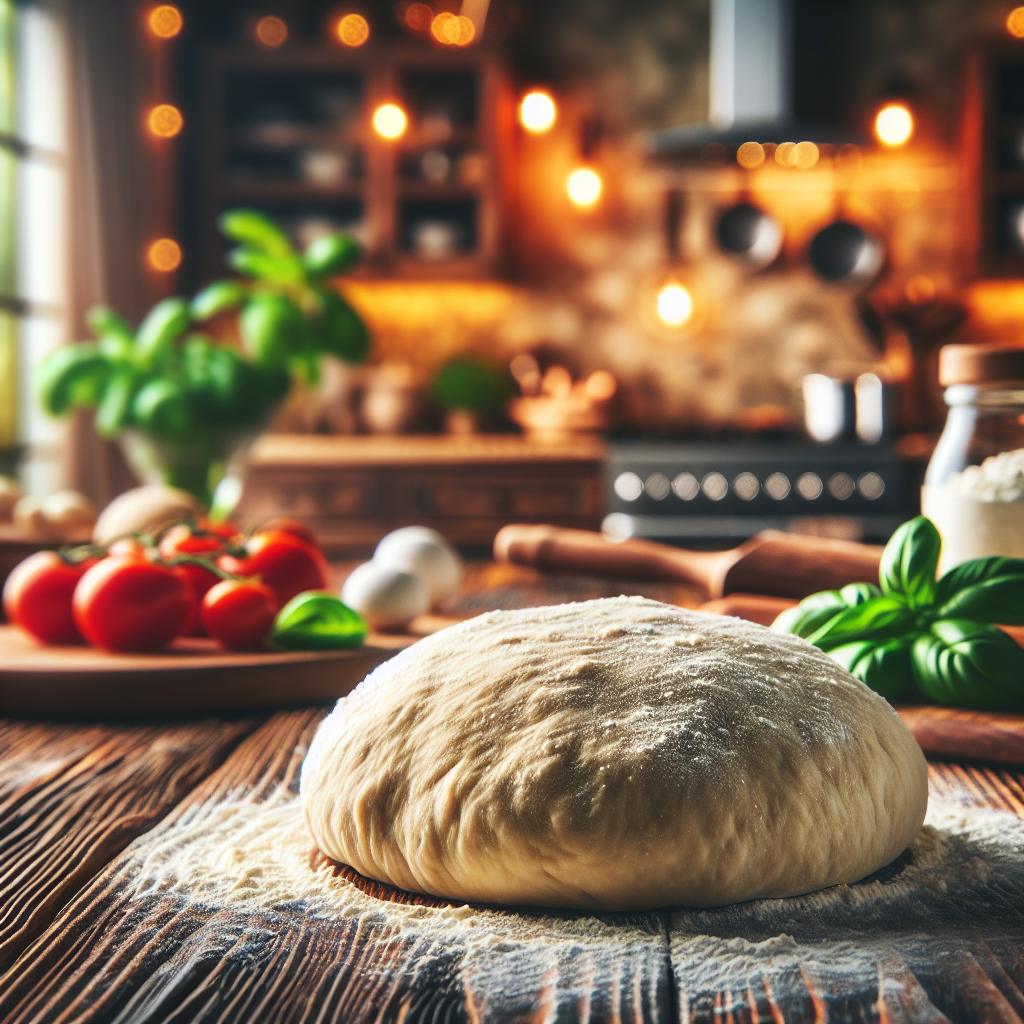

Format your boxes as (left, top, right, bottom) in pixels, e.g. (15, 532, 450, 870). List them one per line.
(37, 210, 368, 503)
(773, 516, 1024, 711)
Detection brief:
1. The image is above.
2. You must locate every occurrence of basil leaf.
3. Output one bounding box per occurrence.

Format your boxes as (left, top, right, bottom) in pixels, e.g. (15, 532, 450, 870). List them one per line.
(303, 234, 362, 277)
(936, 574, 1024, 625)
(805, 594, 913, 652)
(879, 516, 941, 607)
(270, 592, 368, 650)
(911, 620, 1024, 711)
(839, 582, 882, 606)
(772, 590, 847, 638)
(135, 298, 192, 362)
(227, 248, 305, 285)
(38, 344, 110, 416)
(217, 209, 295, 260)
(191, 280, 249, 321)
(935, 554, 1024, 600)
(829, 637, 912, 699)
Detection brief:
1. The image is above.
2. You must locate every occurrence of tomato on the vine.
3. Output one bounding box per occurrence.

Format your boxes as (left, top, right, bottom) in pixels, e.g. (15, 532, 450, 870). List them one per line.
(73, 555, 194, 652)
(202, 578, 277, 650)
(218, 529, 328, 608)
(257, 517, 321, 551)
(3, 551, 99, 644)
(158, 523, 231, 634)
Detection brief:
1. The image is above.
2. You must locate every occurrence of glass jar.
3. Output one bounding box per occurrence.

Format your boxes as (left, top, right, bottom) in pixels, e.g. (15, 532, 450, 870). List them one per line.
(922, 344, 1024, 574)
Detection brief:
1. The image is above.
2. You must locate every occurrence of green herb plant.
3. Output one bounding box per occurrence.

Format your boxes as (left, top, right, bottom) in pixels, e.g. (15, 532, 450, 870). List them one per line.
(773, 516, 1024, 710)
(37, 210, 368, 504)
(270, 591, 368, 650)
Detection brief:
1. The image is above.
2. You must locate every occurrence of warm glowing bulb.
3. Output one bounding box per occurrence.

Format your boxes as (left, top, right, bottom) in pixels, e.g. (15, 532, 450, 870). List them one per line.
(149, 5, 183, 38)
(256, 16, 288, 48)
(1009, 7, 1024, 37)
(336, 13, 369, 46)
(736, 141, 764, 168)
(373, 103, 407, 139)
(148, 104, 183, 138)
(519, 91, 556, 133)
(148, 238, 182, 272)
(430, 11, 474, 45)
(657, 284, 692, 327)
(405, 2, 433, 31)
(875, 104, 913, 147)
(567, 168, 602, 207)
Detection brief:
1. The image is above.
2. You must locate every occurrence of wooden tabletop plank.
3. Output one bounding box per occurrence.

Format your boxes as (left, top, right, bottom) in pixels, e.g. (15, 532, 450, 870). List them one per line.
(0, 717, 259, 976)
(0, 709, 673, 1024)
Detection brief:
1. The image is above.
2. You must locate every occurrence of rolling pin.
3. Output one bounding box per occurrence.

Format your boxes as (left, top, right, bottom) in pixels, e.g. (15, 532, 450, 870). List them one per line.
(493, 524, 883, 600)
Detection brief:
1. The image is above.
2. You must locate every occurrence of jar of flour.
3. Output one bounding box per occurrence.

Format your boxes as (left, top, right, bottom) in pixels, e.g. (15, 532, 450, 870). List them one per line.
(923, 344, 1024, 574)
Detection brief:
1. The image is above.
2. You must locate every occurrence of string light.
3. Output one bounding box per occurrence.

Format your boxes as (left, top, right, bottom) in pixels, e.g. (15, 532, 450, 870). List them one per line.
(404, 2, 433, 31)
(336, 13, 369, 46)
(373, 103, 407, 139)
(148, 5, 183, 38)
(519, 91, 557, 133)
(1008, 7, 1024, 37)
(656, 283, 693, 327)
(255, 16, 288, 48)
(875, 103, 913, 147)
(148, 239, 182, 272)
(736, 142, 764, 168)
(430, 11, 475, 46)
(567, 168, 602, 207)
(148, 104, 183, 138)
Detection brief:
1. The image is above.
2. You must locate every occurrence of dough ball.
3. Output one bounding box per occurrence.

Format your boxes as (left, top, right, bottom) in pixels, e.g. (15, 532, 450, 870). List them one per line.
(40, 490, 97, 534)
(373, 526, 460, 607)
(341, 562, 429, 630)
(93, 485, 204, 545)
(302, 597, 928, 910)
(13, 496, 52, 539)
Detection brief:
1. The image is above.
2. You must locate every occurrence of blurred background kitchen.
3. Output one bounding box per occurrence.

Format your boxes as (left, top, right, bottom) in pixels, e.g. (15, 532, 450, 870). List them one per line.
(3, 0, 1024, 555)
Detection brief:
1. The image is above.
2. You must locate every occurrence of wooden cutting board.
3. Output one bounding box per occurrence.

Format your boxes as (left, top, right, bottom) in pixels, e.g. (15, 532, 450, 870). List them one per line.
(702, 593, 1024, 766)
(0, 625, 412, 715)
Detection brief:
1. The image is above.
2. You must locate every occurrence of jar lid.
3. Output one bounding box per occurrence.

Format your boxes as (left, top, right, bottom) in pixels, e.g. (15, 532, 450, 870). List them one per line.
(938, 343, 1024, 385)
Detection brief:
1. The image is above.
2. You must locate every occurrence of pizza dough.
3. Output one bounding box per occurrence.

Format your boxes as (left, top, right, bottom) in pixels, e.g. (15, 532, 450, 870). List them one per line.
(301, 597, 928, 910)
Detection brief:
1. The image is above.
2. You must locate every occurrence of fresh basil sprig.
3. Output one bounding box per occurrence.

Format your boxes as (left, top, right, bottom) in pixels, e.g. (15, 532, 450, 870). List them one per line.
(269, 592, 368, 651)
(773, 516, 1024, 710)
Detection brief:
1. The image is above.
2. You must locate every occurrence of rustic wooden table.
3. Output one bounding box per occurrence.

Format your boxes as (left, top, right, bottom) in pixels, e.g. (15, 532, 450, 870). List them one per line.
(1, 565, 1023, 1023)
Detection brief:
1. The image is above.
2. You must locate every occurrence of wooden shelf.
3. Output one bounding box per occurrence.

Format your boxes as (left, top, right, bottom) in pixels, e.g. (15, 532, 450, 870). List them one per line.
(221, 181, 364, 201)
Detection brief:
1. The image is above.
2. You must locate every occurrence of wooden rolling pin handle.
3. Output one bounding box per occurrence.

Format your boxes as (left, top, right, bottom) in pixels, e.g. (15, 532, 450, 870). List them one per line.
(494, 524, 885, 600)
(493, 525, 722, 592)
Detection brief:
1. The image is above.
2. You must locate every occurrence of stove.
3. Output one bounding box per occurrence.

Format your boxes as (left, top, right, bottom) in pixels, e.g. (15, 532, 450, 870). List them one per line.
(604, 439, 914, 545)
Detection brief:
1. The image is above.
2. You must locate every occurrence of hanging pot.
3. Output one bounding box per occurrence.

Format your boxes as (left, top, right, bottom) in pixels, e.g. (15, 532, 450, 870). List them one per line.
(809, 220, 884, 284)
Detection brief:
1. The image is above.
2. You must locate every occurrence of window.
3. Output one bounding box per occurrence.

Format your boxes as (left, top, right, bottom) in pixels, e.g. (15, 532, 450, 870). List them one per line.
(0, 0, 68, 492)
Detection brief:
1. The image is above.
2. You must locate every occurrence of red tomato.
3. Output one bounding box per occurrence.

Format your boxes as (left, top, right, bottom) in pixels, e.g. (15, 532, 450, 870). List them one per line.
(218, 529, 328, 608)
(107, 537, 149, 558)
(2, 551, 98, 644)
(73, 555, 194, 652)
(201, 579, 277, 650)
(158, 523, 227, 634)
(196, 519, 242, 543)
(257, 517, 321, 551)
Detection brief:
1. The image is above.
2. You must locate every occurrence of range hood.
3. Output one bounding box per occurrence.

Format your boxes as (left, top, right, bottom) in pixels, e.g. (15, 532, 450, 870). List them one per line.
(648, 0, 863, 156)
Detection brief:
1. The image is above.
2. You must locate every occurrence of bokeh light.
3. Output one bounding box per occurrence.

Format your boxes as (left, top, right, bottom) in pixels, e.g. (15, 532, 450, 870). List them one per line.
(736, 141, 764, 168)
(148, 5, 183, 38)
(148, 239, 182, 272)
(904, 275, 936, 305)
(794, 141, 819, 168)
(875, 103, 913, 147)
(519, 91, 556, 133)
(404, 2, 433, 31)
(336, 13, 369, 46)
(1008, 7, 1024, 36)
(373, 103, 407, 139)
(567, 168, 602, 207)
(255, 16, 288, 48)
(656, 284, 693, 327)
(148, 104, 184, 138)
(430, 11, 474, 45)
(775, 141, 797, 167)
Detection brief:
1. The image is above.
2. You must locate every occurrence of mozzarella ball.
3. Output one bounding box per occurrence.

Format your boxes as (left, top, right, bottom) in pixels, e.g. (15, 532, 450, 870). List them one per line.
(373, 526, 461, 608)
(341, 562, 429, 630)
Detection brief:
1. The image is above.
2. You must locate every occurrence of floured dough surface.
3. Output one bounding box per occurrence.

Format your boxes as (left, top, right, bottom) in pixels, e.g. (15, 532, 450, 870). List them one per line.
(300, 597, 928, 910)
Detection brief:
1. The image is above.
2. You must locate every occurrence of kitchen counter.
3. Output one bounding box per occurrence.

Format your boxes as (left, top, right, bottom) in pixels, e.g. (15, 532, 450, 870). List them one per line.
(0, 565, 1022, 1022)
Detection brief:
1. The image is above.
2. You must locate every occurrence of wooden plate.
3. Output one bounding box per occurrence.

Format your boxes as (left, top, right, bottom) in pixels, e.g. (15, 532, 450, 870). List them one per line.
(0, 625, 410, 716)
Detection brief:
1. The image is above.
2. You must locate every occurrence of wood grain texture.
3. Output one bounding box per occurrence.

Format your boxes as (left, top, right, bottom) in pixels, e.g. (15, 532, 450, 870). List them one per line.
(0, 626, 402, 716)
(0, 717, 257, 975)
(0, 710, 1022, 1023)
